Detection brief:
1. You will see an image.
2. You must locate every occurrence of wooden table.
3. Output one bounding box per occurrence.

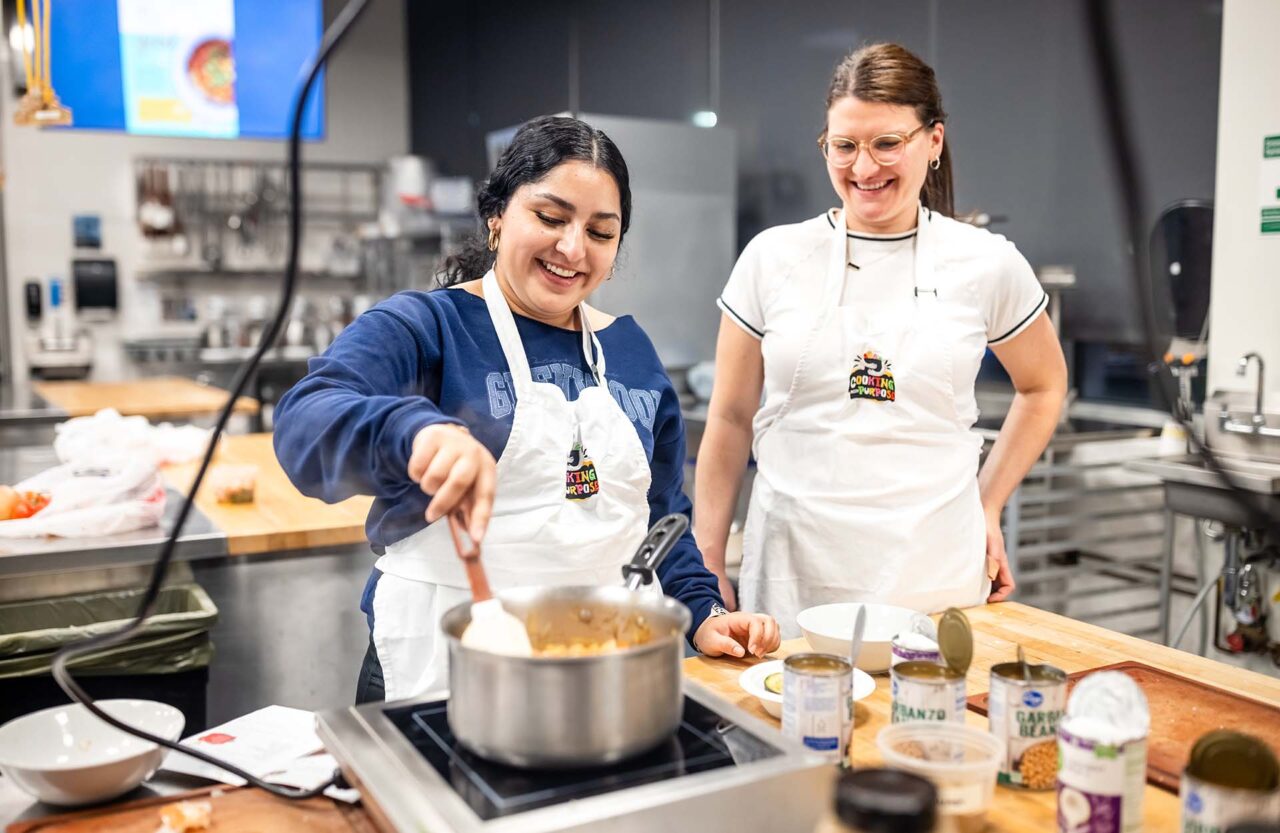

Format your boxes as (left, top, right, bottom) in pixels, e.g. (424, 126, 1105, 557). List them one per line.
(161, 433, 372, 556)
(684, 601, 1280, 832)
(33, 376, 258, 420)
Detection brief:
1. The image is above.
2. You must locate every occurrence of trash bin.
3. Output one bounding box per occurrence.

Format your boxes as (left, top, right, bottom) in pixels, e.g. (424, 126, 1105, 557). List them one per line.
(0, 584, 217, 732)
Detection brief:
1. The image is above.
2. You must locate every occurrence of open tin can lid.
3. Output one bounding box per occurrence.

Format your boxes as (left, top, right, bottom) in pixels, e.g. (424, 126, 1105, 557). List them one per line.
(937, 607, 973, 677)
(1187, 729, 1280, 791)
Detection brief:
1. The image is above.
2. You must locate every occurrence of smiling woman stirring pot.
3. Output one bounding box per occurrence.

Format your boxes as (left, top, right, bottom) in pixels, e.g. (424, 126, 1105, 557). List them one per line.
(694, 44, 1068, 636)
(274, 116, 780, 701)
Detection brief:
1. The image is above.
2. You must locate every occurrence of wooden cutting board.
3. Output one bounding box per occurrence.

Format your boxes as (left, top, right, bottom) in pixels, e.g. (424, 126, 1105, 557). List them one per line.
(967, 660, 1280, 792)
(6, 786, 375, 833)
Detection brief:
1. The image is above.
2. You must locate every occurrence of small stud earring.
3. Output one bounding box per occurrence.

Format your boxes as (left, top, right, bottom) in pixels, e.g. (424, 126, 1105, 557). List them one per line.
(929, 157, 941, 171)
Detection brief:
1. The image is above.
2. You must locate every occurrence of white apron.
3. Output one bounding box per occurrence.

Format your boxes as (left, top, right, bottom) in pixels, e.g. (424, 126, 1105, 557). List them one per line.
(371, 271, 653, 699)
(739, 206, 989, 638)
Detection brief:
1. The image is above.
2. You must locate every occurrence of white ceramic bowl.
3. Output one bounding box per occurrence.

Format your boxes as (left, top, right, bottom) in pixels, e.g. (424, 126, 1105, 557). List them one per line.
(0, 700, 184, 806)
(797, 602, 923, 673)
(739, 659, 876, 718)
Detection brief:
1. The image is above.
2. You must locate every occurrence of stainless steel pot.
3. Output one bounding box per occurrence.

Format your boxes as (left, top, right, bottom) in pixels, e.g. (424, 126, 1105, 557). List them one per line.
(441, 515, 692, 768)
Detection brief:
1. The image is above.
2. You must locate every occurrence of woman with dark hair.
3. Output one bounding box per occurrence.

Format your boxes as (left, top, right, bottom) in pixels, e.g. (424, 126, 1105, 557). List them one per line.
(694, 44, 1067, 635)
(274, 115, 780, 701)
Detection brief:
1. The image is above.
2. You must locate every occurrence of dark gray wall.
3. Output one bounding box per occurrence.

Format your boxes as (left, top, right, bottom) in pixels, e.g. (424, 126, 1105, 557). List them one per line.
(406, 0, 1221, 344)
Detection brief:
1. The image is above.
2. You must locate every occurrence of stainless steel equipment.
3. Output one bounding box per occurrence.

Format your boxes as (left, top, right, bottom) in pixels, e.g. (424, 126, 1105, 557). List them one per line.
(442, 514, 690, 768)
(1127, 353, 1280, 656)
(316, 682, 834, 833)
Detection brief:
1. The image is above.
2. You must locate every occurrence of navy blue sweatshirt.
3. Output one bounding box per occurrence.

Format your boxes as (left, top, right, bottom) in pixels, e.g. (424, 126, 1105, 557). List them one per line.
(272, 287, 723, 642)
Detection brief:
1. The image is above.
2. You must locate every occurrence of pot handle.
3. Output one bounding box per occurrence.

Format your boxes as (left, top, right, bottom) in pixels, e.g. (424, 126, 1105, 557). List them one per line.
(622, 513, 689, 591)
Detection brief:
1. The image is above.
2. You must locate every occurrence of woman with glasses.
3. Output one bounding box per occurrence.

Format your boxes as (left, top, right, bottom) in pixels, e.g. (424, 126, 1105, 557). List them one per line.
(694, 43, 1067, 635)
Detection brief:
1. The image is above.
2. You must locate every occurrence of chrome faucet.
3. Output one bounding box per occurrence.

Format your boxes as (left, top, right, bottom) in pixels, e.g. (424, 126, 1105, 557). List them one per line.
(1236, 352, 1266, 426)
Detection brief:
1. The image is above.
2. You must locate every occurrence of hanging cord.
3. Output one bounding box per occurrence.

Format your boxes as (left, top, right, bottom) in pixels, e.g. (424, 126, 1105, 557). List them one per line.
(49, 0, 372, 800)
(1082, 0, 1279, 542)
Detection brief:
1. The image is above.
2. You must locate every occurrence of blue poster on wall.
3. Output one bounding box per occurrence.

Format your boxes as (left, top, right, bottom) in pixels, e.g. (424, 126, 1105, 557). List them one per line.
(48, 0, 323, 140)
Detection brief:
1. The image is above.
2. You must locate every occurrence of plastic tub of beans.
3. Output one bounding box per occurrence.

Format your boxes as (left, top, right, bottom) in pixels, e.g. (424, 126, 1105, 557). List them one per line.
(876, 722, 1002, 833)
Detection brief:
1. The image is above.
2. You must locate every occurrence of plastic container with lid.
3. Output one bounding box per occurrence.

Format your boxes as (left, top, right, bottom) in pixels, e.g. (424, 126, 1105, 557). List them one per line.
(813, 767, 937, 833)
(876, 722, 1002, 833)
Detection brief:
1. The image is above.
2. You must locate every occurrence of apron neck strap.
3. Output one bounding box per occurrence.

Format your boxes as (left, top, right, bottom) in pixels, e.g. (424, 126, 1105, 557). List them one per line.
(826, 204, 936, 306)
(481, 270, 607, 394)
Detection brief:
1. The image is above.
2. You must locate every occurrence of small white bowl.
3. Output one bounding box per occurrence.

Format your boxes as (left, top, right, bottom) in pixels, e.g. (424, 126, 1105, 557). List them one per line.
(739, 659, 876, 718)
(797, 602, 924, 673)
(0, 699, 185, 806)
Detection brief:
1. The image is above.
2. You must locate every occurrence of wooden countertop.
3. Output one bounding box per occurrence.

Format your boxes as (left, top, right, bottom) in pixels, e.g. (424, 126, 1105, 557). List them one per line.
(684, 601, 1280, 832)
(34, 376, 258, 420)
(161, 433, 371, 556)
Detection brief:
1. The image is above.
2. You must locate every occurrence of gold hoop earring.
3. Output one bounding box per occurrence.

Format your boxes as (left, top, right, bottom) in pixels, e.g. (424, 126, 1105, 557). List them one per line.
(929, 157, 941, 171)
(487, 228, 500, 251)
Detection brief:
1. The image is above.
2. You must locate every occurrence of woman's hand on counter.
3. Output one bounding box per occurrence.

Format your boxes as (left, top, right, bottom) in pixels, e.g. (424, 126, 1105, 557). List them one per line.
(409, 424, 497, 542)
(985, 507, 1016, 602)
(694, 612, 780, 658)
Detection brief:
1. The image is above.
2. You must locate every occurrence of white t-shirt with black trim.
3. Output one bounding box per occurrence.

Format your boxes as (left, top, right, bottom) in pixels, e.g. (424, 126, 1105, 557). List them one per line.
(716, 210, 1048, 451)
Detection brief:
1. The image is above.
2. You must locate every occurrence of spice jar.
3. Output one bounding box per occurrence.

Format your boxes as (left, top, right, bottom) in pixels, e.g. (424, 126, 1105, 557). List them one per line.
(813, 767, 937, 833)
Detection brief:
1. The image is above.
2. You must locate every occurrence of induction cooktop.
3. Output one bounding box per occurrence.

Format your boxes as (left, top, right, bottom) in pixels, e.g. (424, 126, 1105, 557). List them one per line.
(318, 682, 835, 833)
(383, 696, 759, 821)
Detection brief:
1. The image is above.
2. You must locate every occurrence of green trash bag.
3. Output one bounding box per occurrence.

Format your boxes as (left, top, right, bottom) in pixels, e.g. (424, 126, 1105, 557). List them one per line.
(0, 584, 217, 678)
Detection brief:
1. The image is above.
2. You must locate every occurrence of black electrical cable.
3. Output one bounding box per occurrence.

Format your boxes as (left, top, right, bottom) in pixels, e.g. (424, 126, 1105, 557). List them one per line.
(49, 0, 372, 801)
(1082, 0, 1280, 538)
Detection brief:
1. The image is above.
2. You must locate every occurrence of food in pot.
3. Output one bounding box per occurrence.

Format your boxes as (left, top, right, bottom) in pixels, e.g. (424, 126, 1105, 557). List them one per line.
(764, 671, 783, 694)
(0, 485, 51, 521)
(536, 638, 622, 657)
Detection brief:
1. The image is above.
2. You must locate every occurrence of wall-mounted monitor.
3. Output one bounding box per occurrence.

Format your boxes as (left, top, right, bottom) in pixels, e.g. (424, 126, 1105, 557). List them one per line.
(10, 0, 324, 140)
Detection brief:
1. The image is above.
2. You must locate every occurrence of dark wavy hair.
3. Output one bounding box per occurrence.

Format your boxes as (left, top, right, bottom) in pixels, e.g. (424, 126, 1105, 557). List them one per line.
(824, 43, 954, 217)
(439, 115, 632, 286)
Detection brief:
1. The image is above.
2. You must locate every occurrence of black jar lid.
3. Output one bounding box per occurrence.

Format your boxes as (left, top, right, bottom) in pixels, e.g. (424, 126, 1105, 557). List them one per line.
(836, 768, 937, 833)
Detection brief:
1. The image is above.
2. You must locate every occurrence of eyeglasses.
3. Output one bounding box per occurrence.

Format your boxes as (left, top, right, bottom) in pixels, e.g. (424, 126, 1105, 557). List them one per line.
(818, 122, 934, 168)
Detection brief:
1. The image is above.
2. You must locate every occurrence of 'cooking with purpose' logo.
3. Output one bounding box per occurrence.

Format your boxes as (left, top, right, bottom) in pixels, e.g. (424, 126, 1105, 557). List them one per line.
(565, 433, 600, 500)
(849, 350, 895, 402)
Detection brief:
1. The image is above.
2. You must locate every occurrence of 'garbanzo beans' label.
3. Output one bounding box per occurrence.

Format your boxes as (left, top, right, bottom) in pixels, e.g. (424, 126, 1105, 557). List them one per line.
(891, 662, 965, 724)
(989, 664, 1066, 790)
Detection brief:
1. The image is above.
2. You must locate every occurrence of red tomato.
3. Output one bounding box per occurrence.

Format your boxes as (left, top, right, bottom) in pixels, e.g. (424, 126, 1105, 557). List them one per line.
(11, 492, 49, 520)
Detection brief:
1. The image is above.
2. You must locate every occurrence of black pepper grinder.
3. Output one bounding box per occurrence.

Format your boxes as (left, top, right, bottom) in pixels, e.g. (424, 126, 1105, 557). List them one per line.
(815, 768, 938, 833)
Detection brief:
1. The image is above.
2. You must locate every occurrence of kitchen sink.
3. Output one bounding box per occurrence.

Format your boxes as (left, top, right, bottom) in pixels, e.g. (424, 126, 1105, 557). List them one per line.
(1128, 454, 1280, 527)
(1129, 454, 1280, 495)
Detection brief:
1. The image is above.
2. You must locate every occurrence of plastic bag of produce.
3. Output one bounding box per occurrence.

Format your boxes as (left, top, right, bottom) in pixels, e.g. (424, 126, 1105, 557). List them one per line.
(0, 458, 165, 538)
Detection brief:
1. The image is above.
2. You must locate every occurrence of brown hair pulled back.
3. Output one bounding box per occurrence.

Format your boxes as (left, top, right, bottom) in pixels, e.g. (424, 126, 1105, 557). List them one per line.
(825, 43, 953, 217)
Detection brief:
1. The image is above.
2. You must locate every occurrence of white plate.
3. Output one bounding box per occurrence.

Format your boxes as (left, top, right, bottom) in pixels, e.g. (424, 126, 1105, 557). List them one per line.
(738, 659, 876, 718)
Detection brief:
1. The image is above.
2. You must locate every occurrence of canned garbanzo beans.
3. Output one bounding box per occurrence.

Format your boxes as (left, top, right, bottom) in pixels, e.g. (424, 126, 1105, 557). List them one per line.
(782, 653, 853, 762)
(1181, 729, 1280, 833)
(988, 661, 1067, 790)
(891, 660, 966, 724)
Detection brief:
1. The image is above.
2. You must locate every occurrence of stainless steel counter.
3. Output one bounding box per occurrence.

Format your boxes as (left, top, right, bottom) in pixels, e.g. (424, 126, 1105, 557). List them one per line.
(0, 381, 65, 427)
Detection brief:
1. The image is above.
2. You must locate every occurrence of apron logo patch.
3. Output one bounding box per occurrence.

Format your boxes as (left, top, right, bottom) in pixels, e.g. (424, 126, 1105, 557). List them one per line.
(849, 350, 896, 402)
(565, 437, 600, 500)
